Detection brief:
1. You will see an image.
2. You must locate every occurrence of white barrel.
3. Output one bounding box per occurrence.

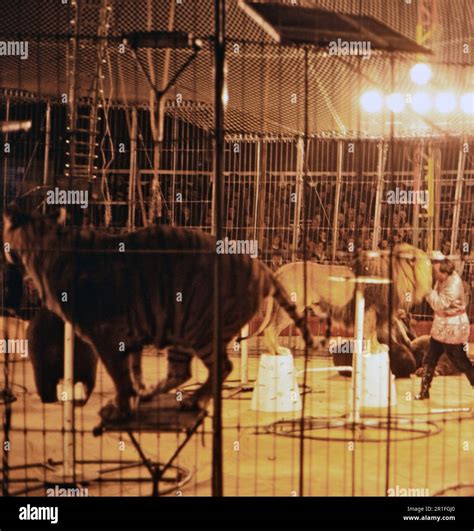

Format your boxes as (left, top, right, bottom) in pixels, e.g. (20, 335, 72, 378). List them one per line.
(351, 346, 397, 409)
(251, 349, 302, 412)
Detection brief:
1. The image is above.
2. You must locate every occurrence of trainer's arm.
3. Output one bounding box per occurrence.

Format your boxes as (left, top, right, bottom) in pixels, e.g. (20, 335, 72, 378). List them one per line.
(426, 277, 465, 313)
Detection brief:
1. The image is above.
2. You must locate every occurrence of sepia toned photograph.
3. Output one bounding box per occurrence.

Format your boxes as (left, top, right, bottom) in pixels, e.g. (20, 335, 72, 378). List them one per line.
(0, 0, 472, 527)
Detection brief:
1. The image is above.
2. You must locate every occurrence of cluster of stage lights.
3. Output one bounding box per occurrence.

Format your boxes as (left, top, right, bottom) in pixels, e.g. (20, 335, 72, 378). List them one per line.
(360, 63, 474, 115)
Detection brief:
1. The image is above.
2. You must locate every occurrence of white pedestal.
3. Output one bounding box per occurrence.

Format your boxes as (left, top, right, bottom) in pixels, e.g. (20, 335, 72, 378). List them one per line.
(351, 347, 397, 409)
(251, 350, 302, 412)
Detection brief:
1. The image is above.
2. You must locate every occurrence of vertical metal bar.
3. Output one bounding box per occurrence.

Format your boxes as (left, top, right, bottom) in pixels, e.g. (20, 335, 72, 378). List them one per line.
(298, 45, 310, 498)
(239, 324, 249, 386)
(42, 102, 52, 189)
(349, 285, 365, 426)
(179, 118, 186, 227)
(210, 152, 216, 236)
(146, 0, 175, 225)
(279, 141, 286, 247)
(171, 113, 178, 226)
(372, 141, 386, 251)
(1, 349, 10, 495)
(149, 107, 162, 224)
(257, 141, 267, 248)
(128, 107, 137, 231)
(331, 140, 343, 260)
(451, 140, 466, 255)
(67, 5, 78, 191)
(63, 321, 75, 480)
(1, 97, 13, 496)
(253, 139, 261, 242)
(2, 97, 10, 203)
(212, 0, 226, 497)
(412, 142, 422, 248)
(292, 137, 304, 261)
(427, 144, 436, 251)
(385, 56, 396, 497)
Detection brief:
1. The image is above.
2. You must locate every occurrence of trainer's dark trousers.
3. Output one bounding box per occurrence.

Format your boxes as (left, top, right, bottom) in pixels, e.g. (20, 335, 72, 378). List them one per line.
(426, 338, 474, 385)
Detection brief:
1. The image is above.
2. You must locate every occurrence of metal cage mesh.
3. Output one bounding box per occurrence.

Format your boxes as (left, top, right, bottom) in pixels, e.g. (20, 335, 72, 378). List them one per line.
(0, 0, 473, 499)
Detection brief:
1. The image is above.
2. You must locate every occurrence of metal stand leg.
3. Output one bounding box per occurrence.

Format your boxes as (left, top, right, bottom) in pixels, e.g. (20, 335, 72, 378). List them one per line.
(224, 325, 255, 398)
(126, 420, 204, 496)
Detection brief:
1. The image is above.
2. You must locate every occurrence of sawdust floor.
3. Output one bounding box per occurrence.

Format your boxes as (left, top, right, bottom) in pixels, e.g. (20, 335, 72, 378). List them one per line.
(2, 342, 473, 497)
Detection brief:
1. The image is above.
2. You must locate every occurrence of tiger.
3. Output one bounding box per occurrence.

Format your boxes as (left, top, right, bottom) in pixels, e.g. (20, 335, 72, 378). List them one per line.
(2, 256, 148, 404)
(3, 205, 313, 421)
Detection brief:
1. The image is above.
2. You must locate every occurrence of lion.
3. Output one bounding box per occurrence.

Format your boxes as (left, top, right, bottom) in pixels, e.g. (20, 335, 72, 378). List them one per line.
(390, 311, 459, 377)
(253, 244, 432, 375)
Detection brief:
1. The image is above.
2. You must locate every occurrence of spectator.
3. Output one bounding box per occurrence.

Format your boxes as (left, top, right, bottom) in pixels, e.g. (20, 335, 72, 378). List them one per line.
(441, 239, 451, 256)
(319, 231, 330, 248)
(271, 235, 284, 251)
(391, 231, 402, 245)
(271, 252, 284, 271)
(398, 209, 407, 223)
(355, 214, 365, 227)
(441, 217, 453, 243)
(313, 242, 327, 263)
(402, 222, 413, 244)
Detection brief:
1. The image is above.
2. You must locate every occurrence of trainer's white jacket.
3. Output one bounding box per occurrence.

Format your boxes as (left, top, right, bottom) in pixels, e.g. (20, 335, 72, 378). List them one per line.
(426, 271, 470, 345)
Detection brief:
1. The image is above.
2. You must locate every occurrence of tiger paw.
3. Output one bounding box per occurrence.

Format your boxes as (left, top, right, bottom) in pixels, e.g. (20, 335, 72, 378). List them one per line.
(154, 374, 191, 395)
(99, 401, 132, 422)
(178, 396, 201, 411)
(178, 393, 210, 412)
(136, 385, 156, 403)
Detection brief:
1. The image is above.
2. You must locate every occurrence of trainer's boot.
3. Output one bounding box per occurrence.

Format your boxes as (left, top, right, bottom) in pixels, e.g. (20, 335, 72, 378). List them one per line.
(415, 365, 436, 400)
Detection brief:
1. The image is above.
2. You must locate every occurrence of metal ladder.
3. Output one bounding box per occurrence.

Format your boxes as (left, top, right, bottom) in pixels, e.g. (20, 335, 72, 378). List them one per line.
(65, 0, 112, 196)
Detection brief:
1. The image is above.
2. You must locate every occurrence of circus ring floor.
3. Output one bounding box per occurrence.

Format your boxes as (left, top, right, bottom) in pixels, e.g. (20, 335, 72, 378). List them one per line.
(1, 341, 473, 497)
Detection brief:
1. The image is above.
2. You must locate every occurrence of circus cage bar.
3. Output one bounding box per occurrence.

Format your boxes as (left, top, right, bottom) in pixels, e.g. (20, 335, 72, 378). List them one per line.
(0, 0, 473, 499)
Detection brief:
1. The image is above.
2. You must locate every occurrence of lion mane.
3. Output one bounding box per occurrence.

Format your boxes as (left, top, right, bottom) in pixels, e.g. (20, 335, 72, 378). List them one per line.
(351, 243, 432, 325)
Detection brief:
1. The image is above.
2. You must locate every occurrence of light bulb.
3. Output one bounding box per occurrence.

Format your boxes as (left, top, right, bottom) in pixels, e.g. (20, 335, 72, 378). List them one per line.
(360, 90, 383, 113)
(410, 63, 432, 85)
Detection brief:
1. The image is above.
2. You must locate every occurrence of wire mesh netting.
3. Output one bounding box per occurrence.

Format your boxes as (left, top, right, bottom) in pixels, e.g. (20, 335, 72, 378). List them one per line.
(0, 0, 473, 499)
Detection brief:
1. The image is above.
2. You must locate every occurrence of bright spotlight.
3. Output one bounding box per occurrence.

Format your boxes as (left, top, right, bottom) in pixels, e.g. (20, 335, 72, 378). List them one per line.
(410, 63, 432, 85)
(435, 92, 456, 114)
(386, 93, 405, 113)
(360, 90, 383, 113)
(223, 87, 229, 105)
(460, 92, 474, 114)
(411, 92, 432, 114)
